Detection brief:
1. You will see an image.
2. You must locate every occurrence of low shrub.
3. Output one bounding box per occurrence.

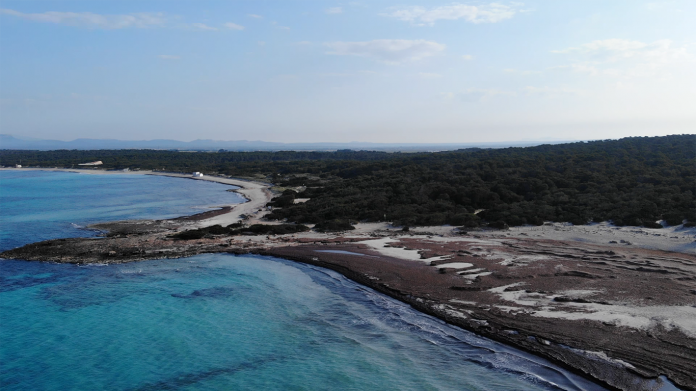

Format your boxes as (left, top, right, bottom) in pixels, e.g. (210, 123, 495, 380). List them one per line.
(313, 220, 355, 232)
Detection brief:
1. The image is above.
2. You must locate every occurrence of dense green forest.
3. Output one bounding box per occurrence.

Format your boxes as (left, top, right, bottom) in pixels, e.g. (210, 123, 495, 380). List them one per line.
(2, 135, 694, 228)
(0, 149, 395, 170)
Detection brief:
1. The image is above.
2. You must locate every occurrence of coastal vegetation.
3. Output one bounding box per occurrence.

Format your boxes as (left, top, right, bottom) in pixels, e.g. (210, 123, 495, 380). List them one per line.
(2, 135, 694, 228)
(313, 220, 356, 232)
(170, 223, 310, 240)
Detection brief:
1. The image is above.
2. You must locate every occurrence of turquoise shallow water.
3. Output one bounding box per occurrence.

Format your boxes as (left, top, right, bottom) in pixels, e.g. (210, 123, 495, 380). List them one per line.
(0, 171, 606, 390)
(0, 170, 245, 250)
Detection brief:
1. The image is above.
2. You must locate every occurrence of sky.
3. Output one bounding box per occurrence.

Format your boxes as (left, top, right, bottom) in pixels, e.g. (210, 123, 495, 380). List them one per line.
(1, 1, 694, 143)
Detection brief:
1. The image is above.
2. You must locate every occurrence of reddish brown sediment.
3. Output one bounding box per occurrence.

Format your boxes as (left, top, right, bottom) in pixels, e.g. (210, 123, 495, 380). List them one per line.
(259, 240, 696, 391)
(2, 228, 695, 390)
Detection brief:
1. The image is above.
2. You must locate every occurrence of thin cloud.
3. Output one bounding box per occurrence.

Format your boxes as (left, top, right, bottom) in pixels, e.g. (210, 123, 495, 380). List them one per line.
(271, 21, 290, 30)
(524, 86, 580, 97)
(0, 8, 167, 29)
(191, 23, 217, 31)
(325, 39, 445, 64)
(326, 7, 343, 14)
(456, 88, 515, 102)
(248, 14, 263, 19)
(503, 68, 540, 75)
(224, 22, 245, 30)
(553, 39, 688, 64)
(319, 72, 353, 78)
(547, 64, 599, 76)
(461, 54, 474, 60)
(552, 39, 692, 78)
(384, 3, 521, 26)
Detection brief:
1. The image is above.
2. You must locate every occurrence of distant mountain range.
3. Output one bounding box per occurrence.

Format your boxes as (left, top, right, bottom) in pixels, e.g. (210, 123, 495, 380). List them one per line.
(0, 134, 575, 152)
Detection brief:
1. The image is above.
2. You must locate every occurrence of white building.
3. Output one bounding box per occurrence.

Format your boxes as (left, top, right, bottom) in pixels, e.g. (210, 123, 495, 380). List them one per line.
(192, 172, 204, 177)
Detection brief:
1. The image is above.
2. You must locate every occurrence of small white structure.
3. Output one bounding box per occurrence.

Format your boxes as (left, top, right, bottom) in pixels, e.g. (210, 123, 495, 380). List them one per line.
(192, 172, 204, 177)
(78, 161, 103, 166)
(15, 164, 22, 168)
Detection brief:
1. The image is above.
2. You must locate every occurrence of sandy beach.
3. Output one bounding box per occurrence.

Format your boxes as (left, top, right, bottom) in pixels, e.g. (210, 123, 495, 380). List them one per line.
(0, 167, 274, 228)
(148, 172, 273, 227)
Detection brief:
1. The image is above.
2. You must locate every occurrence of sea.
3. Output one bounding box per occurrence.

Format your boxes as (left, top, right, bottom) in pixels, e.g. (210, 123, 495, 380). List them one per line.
(0, 170, 607, 391)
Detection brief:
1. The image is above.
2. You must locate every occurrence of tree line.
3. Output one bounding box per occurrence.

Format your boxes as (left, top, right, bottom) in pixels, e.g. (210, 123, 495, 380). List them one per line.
(2, 135, 693, 228)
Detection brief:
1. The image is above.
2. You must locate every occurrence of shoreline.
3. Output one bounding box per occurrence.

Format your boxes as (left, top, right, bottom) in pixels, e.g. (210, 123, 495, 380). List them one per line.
(2, 168, 694, 390)
(0, 167, 274, 228)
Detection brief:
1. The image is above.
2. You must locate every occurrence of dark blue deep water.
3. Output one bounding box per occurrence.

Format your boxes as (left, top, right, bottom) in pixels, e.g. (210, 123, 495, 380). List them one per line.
(0, 171, 606, 390)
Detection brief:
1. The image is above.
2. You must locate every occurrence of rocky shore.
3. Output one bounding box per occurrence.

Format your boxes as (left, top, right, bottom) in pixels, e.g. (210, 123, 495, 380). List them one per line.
(2, 169, 695, 390)
(3, 216, 695, 390)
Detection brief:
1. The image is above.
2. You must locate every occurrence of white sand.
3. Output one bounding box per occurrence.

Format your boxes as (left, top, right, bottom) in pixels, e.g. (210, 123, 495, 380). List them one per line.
(435, 262, 474, 269)
(163, 175, 272, 228)
(457, 268, 486, 275)
(449, 299, 478, 305)
(351, 221, 694, 255)
(495, 254, 551, 266)
(423, 236, 504, 246)
(460, 271, 493, 281)
(564, 348, 637, 370)
(488, 283, 696, 338)
(358, 237, 453, 263)
(531, 305, 696, 338)
(492, 222, 695, 254)
(436, 304, 470, 319)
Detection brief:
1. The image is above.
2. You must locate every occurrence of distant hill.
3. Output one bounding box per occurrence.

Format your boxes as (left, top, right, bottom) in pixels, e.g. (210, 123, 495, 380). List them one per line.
(0, 134, 572, 152)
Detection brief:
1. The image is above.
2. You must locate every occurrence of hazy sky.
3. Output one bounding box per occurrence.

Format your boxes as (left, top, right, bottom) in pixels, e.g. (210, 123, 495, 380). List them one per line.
(1, 1, 694, 143)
